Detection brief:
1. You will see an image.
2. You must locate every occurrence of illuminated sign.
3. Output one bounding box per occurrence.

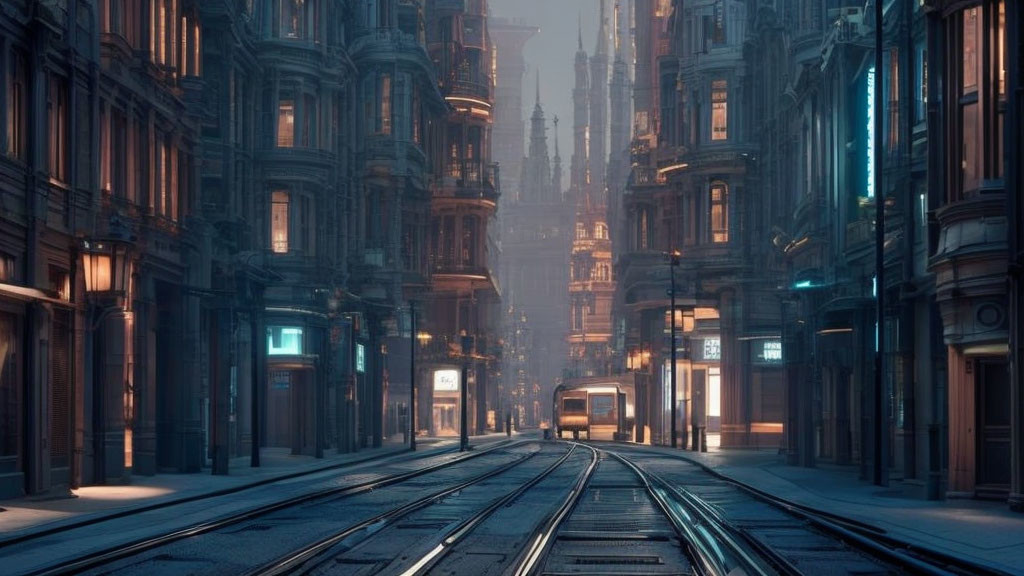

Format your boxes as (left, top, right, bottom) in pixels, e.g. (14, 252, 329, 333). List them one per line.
(702, 338, 721, 361)
(268, 326, 303, 356)
(754, 340, 783, 364)
(866, 65, 875, 198)
(356, 343, 366, 374)
(433, 369, 459, 392)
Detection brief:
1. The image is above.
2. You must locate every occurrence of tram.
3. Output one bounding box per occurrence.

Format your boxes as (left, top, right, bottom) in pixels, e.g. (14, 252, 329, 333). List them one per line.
(553, 382, 633, 441)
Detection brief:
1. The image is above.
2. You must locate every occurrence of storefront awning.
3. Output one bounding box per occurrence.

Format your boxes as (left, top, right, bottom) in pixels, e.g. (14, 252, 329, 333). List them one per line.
(0, 282, 75, 308)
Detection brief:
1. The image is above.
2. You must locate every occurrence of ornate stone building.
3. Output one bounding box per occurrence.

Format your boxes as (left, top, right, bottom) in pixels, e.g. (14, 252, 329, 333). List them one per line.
(0, 0, 446, 499)
(421, 0, 502, 436)
(568, 3, 616, 379)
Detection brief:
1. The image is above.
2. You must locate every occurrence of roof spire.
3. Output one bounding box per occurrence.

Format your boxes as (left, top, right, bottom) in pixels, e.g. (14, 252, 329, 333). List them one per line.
(578, 12, 583, 51)
(535, 68, 541, 107)
(596, 0, 609, 55)
(553, 115, 560, 158)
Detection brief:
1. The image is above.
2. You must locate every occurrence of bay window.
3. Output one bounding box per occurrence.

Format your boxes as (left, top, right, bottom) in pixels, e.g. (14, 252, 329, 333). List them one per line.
(951, 2, 1005, 199)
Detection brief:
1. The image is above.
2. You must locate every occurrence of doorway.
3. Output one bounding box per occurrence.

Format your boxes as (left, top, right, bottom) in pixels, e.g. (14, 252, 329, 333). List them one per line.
(976, 357, 1010, 494)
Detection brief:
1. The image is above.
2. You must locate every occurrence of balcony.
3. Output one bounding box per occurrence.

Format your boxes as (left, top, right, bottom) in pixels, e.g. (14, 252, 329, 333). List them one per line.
(446, 79, 492, 104)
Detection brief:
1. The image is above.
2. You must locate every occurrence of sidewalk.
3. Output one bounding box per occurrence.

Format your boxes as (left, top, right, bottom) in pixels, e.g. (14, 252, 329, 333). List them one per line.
(653, 437, 1024, 574)
(0, 433, 512, 543)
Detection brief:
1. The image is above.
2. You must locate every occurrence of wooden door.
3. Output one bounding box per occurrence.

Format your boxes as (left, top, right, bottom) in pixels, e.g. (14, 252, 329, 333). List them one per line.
(976, 358, 1010, 493)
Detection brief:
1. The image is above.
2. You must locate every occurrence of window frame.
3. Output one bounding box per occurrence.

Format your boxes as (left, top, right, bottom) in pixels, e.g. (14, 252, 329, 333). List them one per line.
(709, 182, 729, 243)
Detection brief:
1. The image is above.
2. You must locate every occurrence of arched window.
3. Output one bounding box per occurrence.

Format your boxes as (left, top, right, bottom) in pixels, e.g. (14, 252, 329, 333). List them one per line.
(710, 182, 728, 243)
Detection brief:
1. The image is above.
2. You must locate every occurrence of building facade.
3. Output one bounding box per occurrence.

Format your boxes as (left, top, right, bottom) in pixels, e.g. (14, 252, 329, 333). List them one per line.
(619, 0, 1022, 508)
(421, 0, 502, 437)
(0, 0, 451, 500)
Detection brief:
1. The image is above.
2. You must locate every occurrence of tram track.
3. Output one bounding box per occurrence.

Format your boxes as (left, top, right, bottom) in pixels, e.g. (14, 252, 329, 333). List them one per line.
(601, 444, 1014, 576)
(511, 444, 771, 576)
(13, 439, 529, 576)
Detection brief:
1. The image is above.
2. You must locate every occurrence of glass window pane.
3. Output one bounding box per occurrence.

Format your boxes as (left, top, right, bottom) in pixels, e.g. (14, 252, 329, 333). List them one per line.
(961, 101, 979, 194)
(962, 7, 980, 95)
(272, 190, 289, 253)
(277, 100, 294, 147)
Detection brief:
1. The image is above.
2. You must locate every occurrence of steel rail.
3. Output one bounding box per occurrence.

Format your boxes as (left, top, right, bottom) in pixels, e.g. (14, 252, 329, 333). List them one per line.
(609, 445, 1009, 576)
(400, 444, 583, 576)
(25, 439, 530, 576)
(607, 450, 778, 576)
(0, 439, 513, 550)
(507, 443, 600, 576)
(249, 446, 545, 576)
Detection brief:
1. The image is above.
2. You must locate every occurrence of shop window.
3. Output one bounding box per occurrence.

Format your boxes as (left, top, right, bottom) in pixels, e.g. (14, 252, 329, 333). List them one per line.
(711, 80, 727, 141)
(277, 99, 295, 147)
(271, 190, 289, 253)
(0, 313, 19, 459)
(267, 326, 303, 355)
(47, 75, 68, 182)
(7, 50, 26, 161)
(710, 182, 728, 243)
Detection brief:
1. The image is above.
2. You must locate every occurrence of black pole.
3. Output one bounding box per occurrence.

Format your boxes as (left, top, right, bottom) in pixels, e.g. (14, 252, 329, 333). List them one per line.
(409, 305, 417, 451)
(873, 0, 887, 487)
(670, 253, 678, 448)
(250, 299, 260, 467)
(460, 332, 471, 451)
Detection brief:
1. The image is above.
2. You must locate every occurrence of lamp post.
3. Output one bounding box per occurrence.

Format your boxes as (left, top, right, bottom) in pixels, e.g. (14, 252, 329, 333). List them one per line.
(872, 0, 888, 487)
(669, 249, 681, 448)
(460, 330, 474, 452)
(81, 235, 134, 484)
(409, 304, 417, 451)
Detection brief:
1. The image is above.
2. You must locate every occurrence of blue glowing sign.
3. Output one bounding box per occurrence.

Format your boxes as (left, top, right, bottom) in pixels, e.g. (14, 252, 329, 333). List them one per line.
(866, 66, 875, 199)
(356, 343, 366, 374)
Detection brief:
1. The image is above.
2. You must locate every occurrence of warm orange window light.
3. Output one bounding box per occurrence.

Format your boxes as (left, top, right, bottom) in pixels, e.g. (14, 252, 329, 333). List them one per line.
(277, 100, 295, 147)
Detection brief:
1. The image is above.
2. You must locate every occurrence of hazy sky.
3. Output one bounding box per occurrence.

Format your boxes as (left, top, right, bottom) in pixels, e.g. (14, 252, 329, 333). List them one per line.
(491, 0, 604, 182)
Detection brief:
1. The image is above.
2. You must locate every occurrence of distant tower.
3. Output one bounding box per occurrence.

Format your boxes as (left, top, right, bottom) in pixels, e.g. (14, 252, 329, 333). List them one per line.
(552, 116, 563, 199)
(521, 71, 552, 203)
(589, 0, 611, 201)
(608, 0, 632, 257)
(571, 16, 590, 198)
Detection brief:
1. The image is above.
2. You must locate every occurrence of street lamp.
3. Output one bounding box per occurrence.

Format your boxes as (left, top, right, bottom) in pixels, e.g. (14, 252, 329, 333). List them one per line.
(81, 235, 134, 484)
(460, 330, 474, 452)
(669, 249, 681, 448)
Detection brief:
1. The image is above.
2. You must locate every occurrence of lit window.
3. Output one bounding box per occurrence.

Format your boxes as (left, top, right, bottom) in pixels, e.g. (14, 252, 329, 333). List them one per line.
(280, 0, 305, 39)
(271, 190, 289, 253)
(711, 80, 727, 141)
(380, 74, 392, 135)
(710, 182, 728, 243)
(962, 7, 980, 96)
(267, 326, 303, 355)
(47, 75, 68, 182)
(998, 1, 1005, 98)
(277, 100, 294, 147)
(412, 85, 422, 144)
(8, 51, 26, 161)
(887, 49, 900, 153)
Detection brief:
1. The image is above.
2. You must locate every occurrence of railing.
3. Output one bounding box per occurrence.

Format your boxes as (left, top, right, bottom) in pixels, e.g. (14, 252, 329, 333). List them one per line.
(447, 79, 492, 102)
